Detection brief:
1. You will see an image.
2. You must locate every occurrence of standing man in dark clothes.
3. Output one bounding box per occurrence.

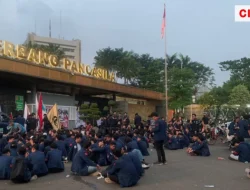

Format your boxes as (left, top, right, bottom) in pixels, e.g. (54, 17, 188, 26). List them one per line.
(14, 111, 25, 127)
(43, 114, 52, 133)
(123, 112, 130, 127)
(109, 114, 118, 132)
(134, 113, 142, 128)
(191, 114, 201, 136)
(26, 113, 38, 132)
(149, 112, 167, 165)
(202, 113, 210, 132)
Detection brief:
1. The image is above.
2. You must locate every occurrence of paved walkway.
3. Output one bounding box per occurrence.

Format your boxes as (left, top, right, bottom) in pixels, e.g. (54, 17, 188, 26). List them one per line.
(0, 144, 249, 190)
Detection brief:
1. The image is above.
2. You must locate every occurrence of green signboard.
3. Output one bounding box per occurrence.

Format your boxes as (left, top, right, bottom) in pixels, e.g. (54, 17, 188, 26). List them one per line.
(15, 95, 24, 111)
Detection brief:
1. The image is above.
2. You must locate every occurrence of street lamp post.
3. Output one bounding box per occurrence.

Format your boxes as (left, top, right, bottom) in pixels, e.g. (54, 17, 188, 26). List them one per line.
(190, 95, 196, 120)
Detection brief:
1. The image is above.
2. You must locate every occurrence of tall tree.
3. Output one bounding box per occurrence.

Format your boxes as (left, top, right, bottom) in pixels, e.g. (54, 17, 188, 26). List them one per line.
(219, 57, 250, 90)
(132, 54, 164, 92)
(115, 51, 140, 84)
(167, 67, 197, 109)
(94, 47, 124, 72)
(229, 84, 250, 107)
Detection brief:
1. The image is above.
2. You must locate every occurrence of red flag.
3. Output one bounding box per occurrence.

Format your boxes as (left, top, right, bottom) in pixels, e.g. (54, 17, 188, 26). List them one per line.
(37, 93, 43, 131)
(161, 4, 166, 39)
(9, 112, 13, 120)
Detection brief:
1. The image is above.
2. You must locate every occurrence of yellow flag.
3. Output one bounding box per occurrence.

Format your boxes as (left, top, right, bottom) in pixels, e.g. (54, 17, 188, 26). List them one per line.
(47, 104, 60, 131)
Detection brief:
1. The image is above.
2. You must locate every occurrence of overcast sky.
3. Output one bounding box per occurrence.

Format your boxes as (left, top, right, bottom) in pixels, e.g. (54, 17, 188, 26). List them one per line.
(0, 0, 249, 86)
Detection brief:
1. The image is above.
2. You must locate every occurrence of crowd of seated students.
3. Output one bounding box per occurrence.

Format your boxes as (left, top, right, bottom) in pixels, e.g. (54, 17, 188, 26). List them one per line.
(0, 112, 153, 187)
(226, 116, 250, 168)
(164, 114, 211, 157)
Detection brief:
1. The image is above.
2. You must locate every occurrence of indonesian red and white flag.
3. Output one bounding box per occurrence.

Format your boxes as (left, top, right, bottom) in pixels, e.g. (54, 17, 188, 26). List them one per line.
(37, 93, 43, 131)
(161, 4, 166, 39)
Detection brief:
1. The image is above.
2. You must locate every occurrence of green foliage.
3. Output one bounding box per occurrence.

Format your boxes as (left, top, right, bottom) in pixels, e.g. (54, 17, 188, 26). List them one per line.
(79, 104, 90, 120)
(108, 100, 116, 113)
(108, 100, 116, 106)
(168, 67, 197, 109)
(94, 48, 214, 110)
(197, 92, 217, 108)
(79, 103, 100, 125)
(25, 42, 65, 61)
(228, 85, 250, 106)
(103, 106, 109, 111)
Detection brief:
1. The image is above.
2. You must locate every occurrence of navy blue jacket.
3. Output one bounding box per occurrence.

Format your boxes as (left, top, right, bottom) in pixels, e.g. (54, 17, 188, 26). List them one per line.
(239, 120, 250, 138)
(12, 155, 32, 182)
(39, 143, 45, 152)
(192, 141, 210, 156)
(0, 155, 14, 179)
(65, 137, 75, 155)
(116, 138, 125, 151)
(152, 119, 167, 141)
(68, 141, 78, 161)
(166, 137, 180, 150)
(0, 138, 7, 155)
(137, 140, 149, 156)
(127, 141, 139, 152)
(235, 142, 250, 162)
(55, 140, 67, 158)
(108, 154, 140, 188)
(176, 137, 185, 149)
(182, 134, 190, 147)
(28, 151, 48, 176)
(14, 116, 26, 126)
(127, 152, 144, 177)
(10, 148, 18, 157)
(45, 149, 64, 170)
(106, 147, 116, 165)
(91, 143, 108, 166)
(71, 149, 97, 176)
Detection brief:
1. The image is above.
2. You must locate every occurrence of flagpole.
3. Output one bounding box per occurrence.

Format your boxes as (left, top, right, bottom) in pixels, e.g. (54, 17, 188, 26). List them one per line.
(164, 3, 168, 121)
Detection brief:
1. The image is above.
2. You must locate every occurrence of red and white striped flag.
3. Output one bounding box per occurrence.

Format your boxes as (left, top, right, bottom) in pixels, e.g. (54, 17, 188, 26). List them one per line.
(161, 4, 166, 39)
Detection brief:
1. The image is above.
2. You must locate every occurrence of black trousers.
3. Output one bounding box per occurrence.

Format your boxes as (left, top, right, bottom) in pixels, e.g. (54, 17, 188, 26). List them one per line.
(154, 140, 166, 163)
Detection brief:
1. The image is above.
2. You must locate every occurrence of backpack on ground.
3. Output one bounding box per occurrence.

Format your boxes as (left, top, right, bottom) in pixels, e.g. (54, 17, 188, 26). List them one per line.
(10, 157, 27, 183)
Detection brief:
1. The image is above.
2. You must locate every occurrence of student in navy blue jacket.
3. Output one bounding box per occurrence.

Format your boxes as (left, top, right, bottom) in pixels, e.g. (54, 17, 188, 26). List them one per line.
(165, 133, 180, 150)
(125, 137, 149, 167)
(187, 134, 210, 157)
(0, 148, 14, 180)
(149, 112, 167, 165)
(229, 138, 250, 163)
(105, 149, 140, 188)
(55, 135, 67, 160)
(68, 134, 82, 161)
(10, 142, 18, 157)
(137, 136, 149, 156)
(45, 143, 64, 173)
(71, 140, 99, 176)
(38, 138, 45, 152)
(179, 133, 189, 148)
(106, 142, 117, 165)
(113, 134, 125, 151)
(65, 133, 75, 157)
(11, 146, 36, 183)
(239, 116, 250, 143)
(28, 144, 48, 177)
(4, 136, 15, 150)
(90, 139, 108, 166)
(126, 151, 144, 177)
(0, 134, 7, 156)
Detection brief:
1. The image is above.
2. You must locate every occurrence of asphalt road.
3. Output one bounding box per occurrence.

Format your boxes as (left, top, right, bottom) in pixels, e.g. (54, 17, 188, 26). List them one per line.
(0, 144, 249, 190)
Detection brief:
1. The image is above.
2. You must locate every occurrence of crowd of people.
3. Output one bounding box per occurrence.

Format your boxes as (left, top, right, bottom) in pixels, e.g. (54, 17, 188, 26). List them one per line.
(0, 110, 249, 187)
